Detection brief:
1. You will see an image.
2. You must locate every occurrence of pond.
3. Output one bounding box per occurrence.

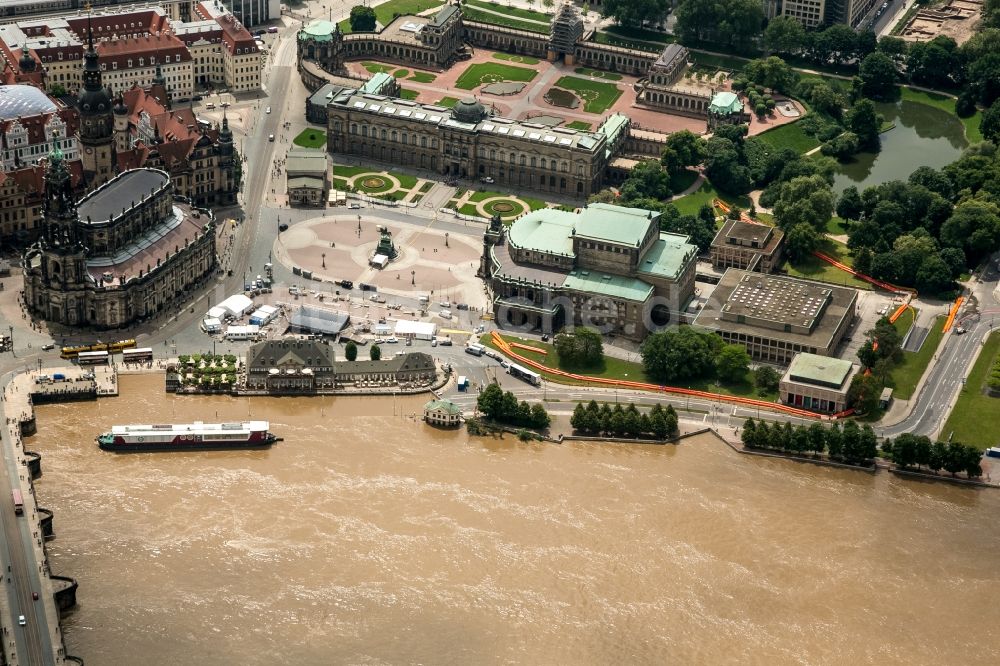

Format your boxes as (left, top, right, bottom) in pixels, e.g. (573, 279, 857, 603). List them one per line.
(832, 99, 968, 195)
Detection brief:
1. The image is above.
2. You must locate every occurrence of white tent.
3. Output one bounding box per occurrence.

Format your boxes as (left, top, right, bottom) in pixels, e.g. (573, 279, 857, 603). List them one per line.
(219, 294, 255, 318)
(249, 305, 278, 326)
(394, 319, 437, 341)
(224, 324, 261, 340)
(206, 306, 227, 320)
(202, 317, 222, 333)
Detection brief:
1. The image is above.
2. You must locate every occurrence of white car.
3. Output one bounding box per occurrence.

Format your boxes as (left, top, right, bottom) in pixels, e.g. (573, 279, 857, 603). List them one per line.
(384, 337, 399, 344)
(265, 106, 271, 114)
(18, 615, 25, 626)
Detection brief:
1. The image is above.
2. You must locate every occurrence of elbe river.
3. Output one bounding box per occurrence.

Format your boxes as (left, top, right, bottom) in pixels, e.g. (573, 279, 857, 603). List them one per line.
(32, 375, 1000, 665)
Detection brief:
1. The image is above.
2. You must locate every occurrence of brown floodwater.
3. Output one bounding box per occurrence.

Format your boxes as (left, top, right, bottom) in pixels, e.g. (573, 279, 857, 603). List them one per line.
(30, 375, 1000, 665)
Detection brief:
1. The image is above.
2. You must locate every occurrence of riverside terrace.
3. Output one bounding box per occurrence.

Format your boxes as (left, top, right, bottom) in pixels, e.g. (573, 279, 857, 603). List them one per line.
(480, 204, 698, 340)
(693, 269, 859, 365)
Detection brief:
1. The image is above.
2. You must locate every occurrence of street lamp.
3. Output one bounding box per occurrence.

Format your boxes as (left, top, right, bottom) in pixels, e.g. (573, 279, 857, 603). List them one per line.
(357, 215, 362, 232)
(321, 253, 326, 269)
(411, 270, 415, 286)
(445, 232, 449, 248)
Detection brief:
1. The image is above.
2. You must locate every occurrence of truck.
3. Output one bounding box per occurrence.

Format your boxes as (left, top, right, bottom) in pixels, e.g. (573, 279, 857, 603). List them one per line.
(987, 447, 1000, 459)
(457, 376, 469, 391)
(466, 343, 485, 357)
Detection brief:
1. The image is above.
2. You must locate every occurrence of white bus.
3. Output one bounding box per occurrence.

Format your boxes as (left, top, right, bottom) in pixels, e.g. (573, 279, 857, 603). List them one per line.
(507, 362, 541, 386)
(122, 347, 154, 363)
(77, 350, 109, 365)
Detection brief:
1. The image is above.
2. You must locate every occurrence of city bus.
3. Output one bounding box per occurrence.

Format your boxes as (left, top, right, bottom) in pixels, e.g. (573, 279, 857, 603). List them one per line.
(12, 489, 23, 515)
(122, 347, 154, 363)
(507, 362, 541, 386)
(76, 350, 109, 365)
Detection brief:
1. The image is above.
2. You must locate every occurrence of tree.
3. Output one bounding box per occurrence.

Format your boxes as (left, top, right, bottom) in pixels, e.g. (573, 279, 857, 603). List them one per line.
(477, 383, 504, 419)
(531, 403, 550, 429)
(982, 99, 1000, 145)
(941, 200, 1000, 264)
(619, 159, 673, 201)
(659, 205, 716, 252)
(915, 253, 953, 294)
(571, 403, 588, 432)
(754, 366, 780, 394)
(907, 37, 960, 88)
(809, 83, 846, 120)
(784, 222, 821, 262)
(764, 15, 806, 55)
(773, 175, 835, 233)
(846, 99, 881, 151)
(369, 344, 381, 360)
(660, 130, 706, 175)
(348, 5, 377, 31)
(344, 340, 358, 361)
(877, 36, 909, 61)
(858, 52, 897, 100)
(716, 344, 751, 383)
(640, 327, 723, 382)
(744, 56, 799, 95)
(853, 247, 873, 276)
(821, 131, 860, 161)
(836, 186, 864, 221)
(807, 422, 827, 455)
(554, 327, 604, 368)
(847, 373, 880, 415)
(704, 137, 753, 195)
(602, 0, 671, 26)
(675, 0, 763, 50)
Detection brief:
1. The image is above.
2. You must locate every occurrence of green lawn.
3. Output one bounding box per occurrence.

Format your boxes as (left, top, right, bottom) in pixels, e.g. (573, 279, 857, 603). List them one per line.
(331, 166, 418, 192)
(591, 31, 664, 53)
(465, 0, 550, 23)
(891, 305, 918, 339)
(521, 196, 548, 211)
(292, 129, 326, 149)
(602, 24, 674, 46)
(460, 7, 548, 32)
(785, 238, 872, 290)
(459, 203, 486, 217)
(825, 216, 849, 236)
(565, 120, 592, 131)
(408, 71, 436, 83)
(941, 330, 1000, 449)
(399, 88, 419, 100)
(493, 52, 540, 65)
(669, 169, 700, 194)
(670, 180, 750, 217)
(455, 62, 537, 90)
(435, 96, 459, 108)
(553, 76, 622, 114)
(574, 67, 623, 81)
(899, 86, 984, 144)
(689, 51, 750, 71)
(480, 334, 776, 400)
(339, 0, 443, 32)
(889, 314, 944, 401)
(756, 122, 821, 154)
(361, 61, 393, 73)
(394, 68, 410, 78)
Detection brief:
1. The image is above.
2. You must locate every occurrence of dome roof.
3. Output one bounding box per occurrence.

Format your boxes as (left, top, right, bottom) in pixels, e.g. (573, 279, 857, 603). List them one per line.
(0, 85, 56, 120)
(18, 49, 36, 72)
(452, 97, 486, 124)
(79, 86, 112, 116)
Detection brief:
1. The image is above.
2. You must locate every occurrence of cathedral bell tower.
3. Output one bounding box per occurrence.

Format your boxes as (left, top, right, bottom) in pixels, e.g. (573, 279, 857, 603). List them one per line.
(35, 140, 89, 325)
(78, 9, 115, 189)
(217, 109, 239, 206)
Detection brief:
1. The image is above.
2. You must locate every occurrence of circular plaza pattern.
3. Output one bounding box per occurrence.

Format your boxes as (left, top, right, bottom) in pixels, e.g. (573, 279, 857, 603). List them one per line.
(477, 197, 527, 220)
(346, 172, 401, 195)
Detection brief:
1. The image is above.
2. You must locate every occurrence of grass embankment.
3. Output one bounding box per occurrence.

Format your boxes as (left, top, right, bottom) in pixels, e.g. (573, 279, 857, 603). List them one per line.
(899, 87, 983, 144)
(292, 129, 326, 149)
(785, 238, 872, 290)
(888, 314, 945, 401)
(339, 0, 443, 32)
(941, 330, 1000, 449)
(670, 180, 750, 217)
(435, 97, 459, 108)
(480, 334, 777, 401)
(460, 7, 548, 32)
(493, 52, 540, 65)
(552, 76, 623, 114)
(565, 120, 592, 131)
(455, 62, 538, 90)
(756, 122, 821, 154)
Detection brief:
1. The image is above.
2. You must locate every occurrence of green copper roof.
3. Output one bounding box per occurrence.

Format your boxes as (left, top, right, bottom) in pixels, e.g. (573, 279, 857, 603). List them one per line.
(636, 233, 698, 280)
(361, 72, 395, 94)
(300, 20, 336, 41)
(709, 91, 742, 115)
(564, 270, 653, 302)
(424, 399, 462, 414)
(786, 353, 854, 389)
(507, 209, 576, 256)
(575, 203, 657, 246)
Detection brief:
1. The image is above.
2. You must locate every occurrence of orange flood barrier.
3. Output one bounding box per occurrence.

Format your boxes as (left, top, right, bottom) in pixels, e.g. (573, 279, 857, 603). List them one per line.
(942, 296, 964, 333)
(888, 302, 911, 324)
(713, 199, 761, 225)
(489, 332, 828, 420)
(509, 342, 547, 355)
(810, 250, 915, 294)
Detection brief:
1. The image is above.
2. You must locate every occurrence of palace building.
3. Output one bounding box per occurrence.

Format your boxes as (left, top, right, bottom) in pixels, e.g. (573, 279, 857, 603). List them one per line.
(22, 156, 217, 328)
(480, 203, 698, 340)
